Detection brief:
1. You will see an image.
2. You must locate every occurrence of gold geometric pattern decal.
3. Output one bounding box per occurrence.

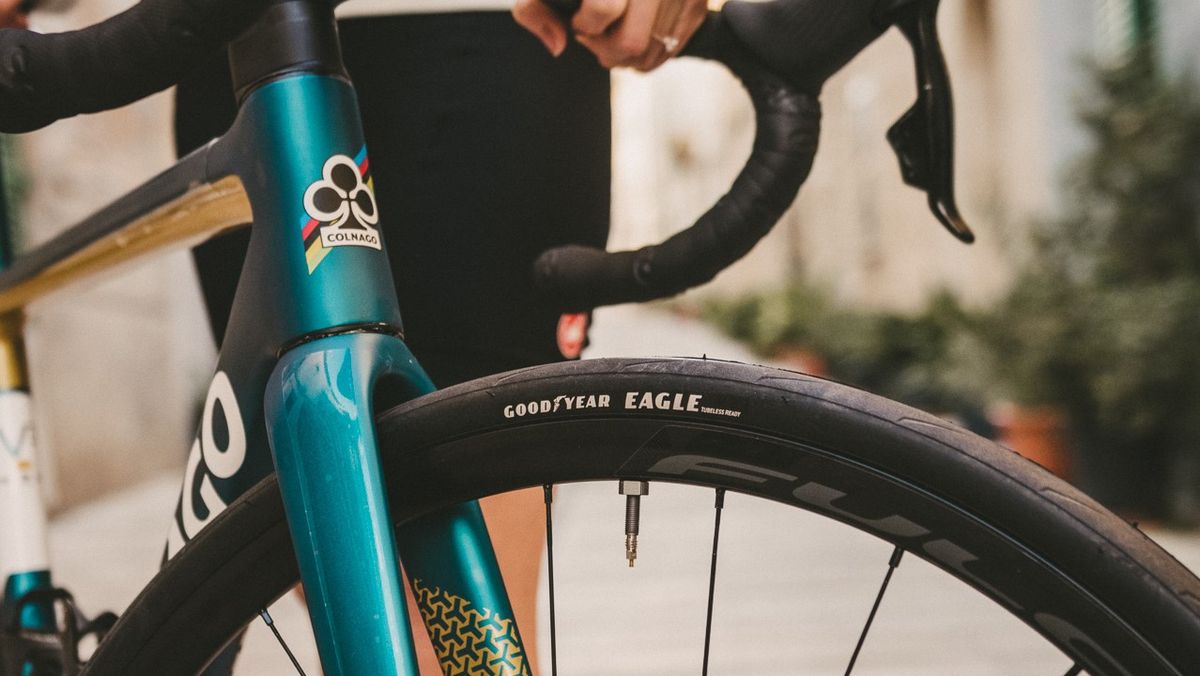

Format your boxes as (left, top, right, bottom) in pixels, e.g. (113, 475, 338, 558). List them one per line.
(412, 578, 532, 675)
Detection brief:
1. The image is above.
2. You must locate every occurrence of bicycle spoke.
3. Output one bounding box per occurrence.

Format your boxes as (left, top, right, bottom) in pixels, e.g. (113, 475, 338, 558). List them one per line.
(259, 608, 307, 676)
(844, 546, 904, 675)
(1063, 665, 1084, 676)
(701, 488, 726, 676)
(543, 484, 558, 676)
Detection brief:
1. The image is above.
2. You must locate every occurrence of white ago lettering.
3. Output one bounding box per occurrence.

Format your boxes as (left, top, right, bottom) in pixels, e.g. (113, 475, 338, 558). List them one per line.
(202, 371, 246, 479)
(168, 371, 247, 558)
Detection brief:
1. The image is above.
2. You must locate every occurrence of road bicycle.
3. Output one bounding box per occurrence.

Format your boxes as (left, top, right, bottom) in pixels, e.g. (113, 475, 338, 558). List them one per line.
(0, 0, 1197, 674)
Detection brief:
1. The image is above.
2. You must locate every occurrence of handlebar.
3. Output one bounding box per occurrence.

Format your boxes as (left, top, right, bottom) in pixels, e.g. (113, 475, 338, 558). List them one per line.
(534, 0, 972, 311)
(0, 0, 271, 132)
(533, 10, 825, 310)
(533, 0, 891, 310)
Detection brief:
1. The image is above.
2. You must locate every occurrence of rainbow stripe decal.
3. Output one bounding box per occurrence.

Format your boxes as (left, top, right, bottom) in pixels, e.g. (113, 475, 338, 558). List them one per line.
(301, 146, 373, 274)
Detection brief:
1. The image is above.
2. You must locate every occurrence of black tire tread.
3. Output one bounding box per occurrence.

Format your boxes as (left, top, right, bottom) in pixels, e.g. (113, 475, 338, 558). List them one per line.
(84, 358, 1200, 675)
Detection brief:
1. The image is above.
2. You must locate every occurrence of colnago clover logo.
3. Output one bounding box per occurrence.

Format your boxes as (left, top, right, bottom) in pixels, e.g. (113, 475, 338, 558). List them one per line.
(301, 148, 380, 272)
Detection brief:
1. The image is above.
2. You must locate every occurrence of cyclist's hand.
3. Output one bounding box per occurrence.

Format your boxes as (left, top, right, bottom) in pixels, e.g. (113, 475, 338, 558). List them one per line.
(513, 0, 707, 71)
(0, 0, 28, 28)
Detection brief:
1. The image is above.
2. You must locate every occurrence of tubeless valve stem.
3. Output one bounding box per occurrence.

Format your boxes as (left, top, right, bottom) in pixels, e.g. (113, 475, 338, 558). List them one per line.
(619, 480, 649, 567)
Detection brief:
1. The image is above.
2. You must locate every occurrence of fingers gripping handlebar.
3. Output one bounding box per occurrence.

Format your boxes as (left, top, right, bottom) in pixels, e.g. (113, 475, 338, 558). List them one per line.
(0, 0, 271, 132)
(534, 0, 968, 312)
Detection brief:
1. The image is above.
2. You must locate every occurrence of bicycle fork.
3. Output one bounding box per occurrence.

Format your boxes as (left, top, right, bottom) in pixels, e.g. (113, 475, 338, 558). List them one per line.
(265, 331, 532, 675)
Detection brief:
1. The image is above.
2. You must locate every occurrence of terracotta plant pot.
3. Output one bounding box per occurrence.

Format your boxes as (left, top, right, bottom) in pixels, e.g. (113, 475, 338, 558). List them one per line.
(990, 403, 1073, 481)
(772, 346, 828, 377)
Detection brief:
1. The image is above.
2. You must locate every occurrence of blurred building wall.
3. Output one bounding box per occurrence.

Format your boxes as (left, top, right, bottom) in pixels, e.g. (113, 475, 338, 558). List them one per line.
(1161, 0, 1200, 75)
(14, 0, 214, 510)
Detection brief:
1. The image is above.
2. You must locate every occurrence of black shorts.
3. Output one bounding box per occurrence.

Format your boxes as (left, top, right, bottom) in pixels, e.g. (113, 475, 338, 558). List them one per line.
(175, 12, 611, 387)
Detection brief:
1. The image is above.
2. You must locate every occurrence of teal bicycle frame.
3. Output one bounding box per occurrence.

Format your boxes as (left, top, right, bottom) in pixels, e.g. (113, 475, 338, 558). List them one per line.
(0, 2, 529, 673)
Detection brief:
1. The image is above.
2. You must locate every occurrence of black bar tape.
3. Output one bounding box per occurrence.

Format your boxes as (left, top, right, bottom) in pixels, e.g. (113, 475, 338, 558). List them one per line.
(532, 0, 892, 311)
(722, 0, 888, 94)
(0, 0, 271, 132)
(532, 11, 821, 311)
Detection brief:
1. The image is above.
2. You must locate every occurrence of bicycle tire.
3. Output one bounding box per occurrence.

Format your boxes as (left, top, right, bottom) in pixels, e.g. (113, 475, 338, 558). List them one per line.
(83, 357, 1200, 675)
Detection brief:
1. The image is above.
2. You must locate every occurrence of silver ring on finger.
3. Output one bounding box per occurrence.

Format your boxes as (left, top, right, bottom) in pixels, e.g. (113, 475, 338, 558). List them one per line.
(653, 33, 681, 53)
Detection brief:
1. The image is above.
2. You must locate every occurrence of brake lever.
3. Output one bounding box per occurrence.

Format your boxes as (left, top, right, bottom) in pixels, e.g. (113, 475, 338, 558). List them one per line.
(878, 0, 974, 243)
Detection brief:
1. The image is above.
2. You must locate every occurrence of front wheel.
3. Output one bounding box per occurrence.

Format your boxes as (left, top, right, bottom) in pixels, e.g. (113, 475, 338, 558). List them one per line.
(85, 358, 1200, 674)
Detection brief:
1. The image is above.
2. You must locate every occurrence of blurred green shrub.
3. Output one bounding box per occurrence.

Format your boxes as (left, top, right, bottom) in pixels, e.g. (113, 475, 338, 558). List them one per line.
(699, 286, 996, 423)
(987, 51, 1200, 521)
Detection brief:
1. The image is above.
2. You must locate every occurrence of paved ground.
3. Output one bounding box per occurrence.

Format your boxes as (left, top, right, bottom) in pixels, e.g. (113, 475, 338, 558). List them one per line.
(47, 305, 1200, 674)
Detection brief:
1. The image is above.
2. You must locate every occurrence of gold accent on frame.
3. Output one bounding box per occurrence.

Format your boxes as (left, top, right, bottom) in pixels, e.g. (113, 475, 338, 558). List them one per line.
(0, 311, 28, 390)
(0, 176, 251, 314)
(412, 578, 531, 676)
